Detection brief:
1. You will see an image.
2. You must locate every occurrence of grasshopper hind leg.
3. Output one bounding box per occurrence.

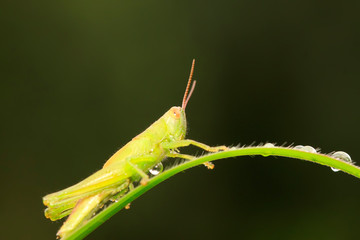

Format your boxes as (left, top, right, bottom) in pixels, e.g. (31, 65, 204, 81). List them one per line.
(57, 191, 113, 238)
(57, 179, 130, 239)
(109, 183, 133, 202)
(110, 183, 134, 211)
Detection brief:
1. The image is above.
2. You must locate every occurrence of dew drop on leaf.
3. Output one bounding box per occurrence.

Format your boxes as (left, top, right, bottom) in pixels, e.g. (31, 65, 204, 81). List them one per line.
(331, 151, 352, 163)
(294, 145, 304, 150)
(302, 146, 317, 153)
(264, 143, 275, 148)
(293, 145, 317, 154)
(261, 143, 275, 157)
(149, 162, 164, 176)
(330, 151, 352, 173)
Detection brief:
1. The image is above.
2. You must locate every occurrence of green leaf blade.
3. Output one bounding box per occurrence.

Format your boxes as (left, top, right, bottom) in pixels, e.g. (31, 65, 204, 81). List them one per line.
(62, 146, 358, 240)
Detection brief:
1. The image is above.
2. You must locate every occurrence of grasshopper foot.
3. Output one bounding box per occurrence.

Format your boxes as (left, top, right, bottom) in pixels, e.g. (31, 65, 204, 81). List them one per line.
(125, 203, 131, 209)
(208, 145, 228, 152)
(140, 176, 149, 186)
(203, 161, 215, 170)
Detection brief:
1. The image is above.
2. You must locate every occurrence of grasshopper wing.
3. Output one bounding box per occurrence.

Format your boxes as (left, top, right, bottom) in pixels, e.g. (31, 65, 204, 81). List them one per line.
(43, 162, 130, 221)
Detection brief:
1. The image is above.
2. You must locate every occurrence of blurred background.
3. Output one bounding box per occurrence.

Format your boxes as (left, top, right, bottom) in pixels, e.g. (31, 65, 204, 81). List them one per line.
(1, 1, 360, 239)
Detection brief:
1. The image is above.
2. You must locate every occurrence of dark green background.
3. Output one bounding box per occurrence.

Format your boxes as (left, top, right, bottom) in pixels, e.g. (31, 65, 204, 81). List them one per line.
(1, 1, 360, 240)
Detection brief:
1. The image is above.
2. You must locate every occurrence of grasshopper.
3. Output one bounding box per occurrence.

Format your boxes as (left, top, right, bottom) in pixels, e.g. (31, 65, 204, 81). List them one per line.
(43, 59, 227, 238)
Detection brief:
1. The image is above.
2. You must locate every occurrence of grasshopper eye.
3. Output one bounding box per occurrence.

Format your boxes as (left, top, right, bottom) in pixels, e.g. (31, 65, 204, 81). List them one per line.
(171, 108, 181, 119)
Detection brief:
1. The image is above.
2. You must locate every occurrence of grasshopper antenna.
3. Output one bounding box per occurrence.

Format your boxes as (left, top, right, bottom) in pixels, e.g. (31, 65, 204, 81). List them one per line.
(182, 59, 196, 110)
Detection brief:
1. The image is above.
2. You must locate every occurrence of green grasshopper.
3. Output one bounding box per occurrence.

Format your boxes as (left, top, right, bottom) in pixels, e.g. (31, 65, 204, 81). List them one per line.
(43, 59, 227, 239)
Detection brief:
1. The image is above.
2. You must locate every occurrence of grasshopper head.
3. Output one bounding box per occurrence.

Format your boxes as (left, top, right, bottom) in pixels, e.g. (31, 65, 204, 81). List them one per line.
(164, 106, 187, 141)
(165, 59, 196, 141)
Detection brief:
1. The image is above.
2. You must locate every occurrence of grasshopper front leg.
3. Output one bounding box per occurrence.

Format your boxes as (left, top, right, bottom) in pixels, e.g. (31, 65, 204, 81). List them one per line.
(162, 139, 228, 152)
(166, 152, 215, 170)
(162, 139, 228, 169)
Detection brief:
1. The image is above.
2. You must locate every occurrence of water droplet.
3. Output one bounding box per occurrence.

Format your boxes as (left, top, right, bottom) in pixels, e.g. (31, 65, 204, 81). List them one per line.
(302, 145, 317, 153)
(149, 162, 163, 175)
(294, 145, 317, 153)
(330, 151, 352, 173)
(331, 151, 352, 163)
(293, 145, 304, 150)
(264, 143, 275, 148)
(261, 143, 274, 157)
